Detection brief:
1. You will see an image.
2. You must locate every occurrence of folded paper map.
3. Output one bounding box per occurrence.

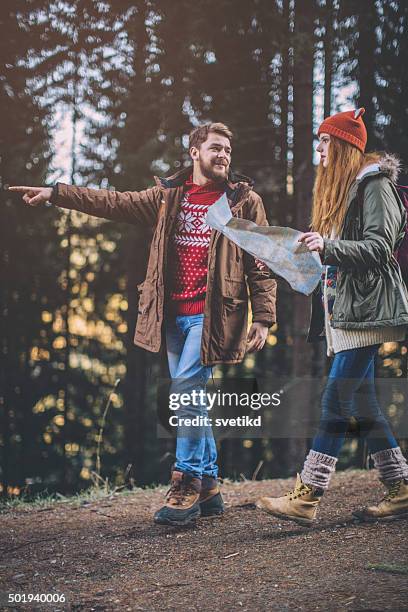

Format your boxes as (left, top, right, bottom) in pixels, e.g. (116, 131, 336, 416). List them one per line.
(206, 194, 323, 295)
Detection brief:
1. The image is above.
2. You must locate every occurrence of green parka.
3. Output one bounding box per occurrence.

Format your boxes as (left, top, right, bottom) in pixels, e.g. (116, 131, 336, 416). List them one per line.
(308, 154, 408, 342)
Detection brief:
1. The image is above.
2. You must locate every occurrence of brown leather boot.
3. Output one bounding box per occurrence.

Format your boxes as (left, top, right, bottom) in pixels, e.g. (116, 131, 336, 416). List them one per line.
(353, 479, 408, 522)
(154, 470, 201, 526)
(256, 473, 322, 526)
(199, 475, 224, 517)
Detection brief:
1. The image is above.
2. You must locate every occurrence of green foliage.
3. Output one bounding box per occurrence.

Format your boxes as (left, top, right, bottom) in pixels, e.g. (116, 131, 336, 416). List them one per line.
(367, 562, 408, 575)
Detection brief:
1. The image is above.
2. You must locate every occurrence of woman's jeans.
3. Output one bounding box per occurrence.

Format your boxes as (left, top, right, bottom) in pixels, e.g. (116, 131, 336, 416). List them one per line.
(312, 344, 398, 457)
(166, 313, 217, 479)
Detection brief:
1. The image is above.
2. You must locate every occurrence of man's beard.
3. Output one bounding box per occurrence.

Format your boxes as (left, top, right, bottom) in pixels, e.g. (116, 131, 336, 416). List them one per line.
(199, 159, 229, 183)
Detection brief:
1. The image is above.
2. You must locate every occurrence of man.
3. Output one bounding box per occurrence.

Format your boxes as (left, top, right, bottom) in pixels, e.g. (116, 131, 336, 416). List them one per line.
(10, 122, 277, 526)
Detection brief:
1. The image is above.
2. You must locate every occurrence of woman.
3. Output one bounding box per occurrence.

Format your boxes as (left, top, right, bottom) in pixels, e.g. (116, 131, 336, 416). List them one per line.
(257, 108, 408, 525)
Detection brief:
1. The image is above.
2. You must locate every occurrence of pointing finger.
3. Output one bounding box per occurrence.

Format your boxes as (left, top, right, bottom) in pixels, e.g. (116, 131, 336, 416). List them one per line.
(8, 186, 26, 191)
(8, 186, 41, 192)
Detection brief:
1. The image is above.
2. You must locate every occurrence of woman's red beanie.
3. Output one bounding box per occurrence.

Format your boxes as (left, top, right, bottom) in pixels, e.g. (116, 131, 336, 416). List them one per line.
(318, 108, 367, 153)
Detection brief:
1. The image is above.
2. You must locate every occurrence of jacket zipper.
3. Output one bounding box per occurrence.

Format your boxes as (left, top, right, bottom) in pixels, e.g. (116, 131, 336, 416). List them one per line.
(156, 202, 166, 322)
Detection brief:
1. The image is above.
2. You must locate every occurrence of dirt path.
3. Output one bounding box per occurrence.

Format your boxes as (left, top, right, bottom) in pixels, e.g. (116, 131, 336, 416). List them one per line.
(1, 470, 407, 611)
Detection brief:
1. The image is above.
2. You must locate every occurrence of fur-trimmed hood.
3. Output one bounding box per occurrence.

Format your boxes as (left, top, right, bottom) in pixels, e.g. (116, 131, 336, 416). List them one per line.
(357, 153, 401, 183)
(378, 153, 401, 183)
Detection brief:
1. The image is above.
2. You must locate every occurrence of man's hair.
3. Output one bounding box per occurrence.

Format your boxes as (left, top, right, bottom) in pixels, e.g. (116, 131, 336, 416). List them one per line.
(189, 122, 233, 151)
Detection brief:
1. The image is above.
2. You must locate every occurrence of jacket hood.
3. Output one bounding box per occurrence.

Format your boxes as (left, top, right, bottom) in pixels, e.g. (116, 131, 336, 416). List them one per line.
(378, 153, 401, 183)
(357, 153, 401, 183)
(154, 165, 255, 208)
(154, 165, 254, 191)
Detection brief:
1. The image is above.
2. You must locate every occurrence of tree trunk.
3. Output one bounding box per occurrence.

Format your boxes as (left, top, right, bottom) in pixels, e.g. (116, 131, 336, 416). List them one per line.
(324, 0, 334, 118)
(356, 2, 378, 148)
(60, 99, 78, 492)
(286, 0, 316, 471)
(280, 0, 290, 208)
(123, 226, 150, 486)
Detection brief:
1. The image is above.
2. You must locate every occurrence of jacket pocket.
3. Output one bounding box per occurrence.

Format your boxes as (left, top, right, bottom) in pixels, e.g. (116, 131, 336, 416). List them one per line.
(220, 280, 248, 352)
(136, 281, 153, 335)
(345, 274, 382, 321)
(222, 277, 247, 299)
(210, 278, 248, 354)
(137, 281, 148, 313)
(220, 296, 248, 351)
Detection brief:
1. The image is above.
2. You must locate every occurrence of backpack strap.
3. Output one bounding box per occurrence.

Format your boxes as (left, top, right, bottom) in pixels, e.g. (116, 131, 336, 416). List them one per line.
(356, 173, 397, 235)
(355, 176, 372, 238)
(357, 175, 407, 252)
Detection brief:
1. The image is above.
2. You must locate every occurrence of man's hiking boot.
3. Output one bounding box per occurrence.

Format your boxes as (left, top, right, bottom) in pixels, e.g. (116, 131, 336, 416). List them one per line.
(199, 475, 224, 517)
(154, 470, 201, 526)
(353, 479, 408, 522)
(256, 473, 323, 527)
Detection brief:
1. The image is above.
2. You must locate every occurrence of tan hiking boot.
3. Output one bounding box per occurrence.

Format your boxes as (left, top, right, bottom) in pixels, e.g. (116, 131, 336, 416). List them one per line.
(353, 479, 408, 522)
(256, 473, 322, 526)
(154, 470, 201, 526)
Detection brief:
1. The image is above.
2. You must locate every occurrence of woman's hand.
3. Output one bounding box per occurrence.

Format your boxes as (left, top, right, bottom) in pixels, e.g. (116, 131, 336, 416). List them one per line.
(298, 232, 324, 253)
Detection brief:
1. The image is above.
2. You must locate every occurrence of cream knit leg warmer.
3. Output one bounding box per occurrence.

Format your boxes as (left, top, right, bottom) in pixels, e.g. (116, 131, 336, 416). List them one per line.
(371, 447, 408, 483)
(301, 450, 338, 490)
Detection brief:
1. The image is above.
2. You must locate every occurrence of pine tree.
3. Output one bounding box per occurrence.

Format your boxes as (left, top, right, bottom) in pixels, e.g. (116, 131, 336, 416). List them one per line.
(0, 0, 58, 494)
(376, 0, 408, 168)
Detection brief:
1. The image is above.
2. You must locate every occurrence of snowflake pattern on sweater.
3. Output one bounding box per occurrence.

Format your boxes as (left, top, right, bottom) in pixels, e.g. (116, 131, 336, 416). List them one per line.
(168, 180, 225, 315)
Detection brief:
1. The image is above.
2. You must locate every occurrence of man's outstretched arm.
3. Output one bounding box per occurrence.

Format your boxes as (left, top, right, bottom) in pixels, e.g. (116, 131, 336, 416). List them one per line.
(8, 182, 162, 227)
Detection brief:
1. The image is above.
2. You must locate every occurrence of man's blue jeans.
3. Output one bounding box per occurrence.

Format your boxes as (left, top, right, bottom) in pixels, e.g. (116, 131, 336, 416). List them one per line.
(166, 313, 217, 479)
(312, 344, 398, 457)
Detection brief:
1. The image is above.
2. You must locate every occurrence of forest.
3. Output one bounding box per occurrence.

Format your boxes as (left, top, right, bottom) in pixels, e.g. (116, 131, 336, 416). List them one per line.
(1, 0, 407, 498)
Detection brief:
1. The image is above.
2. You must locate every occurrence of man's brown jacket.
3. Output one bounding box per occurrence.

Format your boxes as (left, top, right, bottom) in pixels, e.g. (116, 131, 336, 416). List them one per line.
(53, 167, 277, 366)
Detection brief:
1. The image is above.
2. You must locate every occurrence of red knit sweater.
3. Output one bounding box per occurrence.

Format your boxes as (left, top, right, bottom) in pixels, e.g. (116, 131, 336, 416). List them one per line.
(168, 177, 225, 315)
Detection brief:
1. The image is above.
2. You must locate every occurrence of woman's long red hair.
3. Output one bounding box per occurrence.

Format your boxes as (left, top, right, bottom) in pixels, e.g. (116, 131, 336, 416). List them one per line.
(311, 137, 380, 236)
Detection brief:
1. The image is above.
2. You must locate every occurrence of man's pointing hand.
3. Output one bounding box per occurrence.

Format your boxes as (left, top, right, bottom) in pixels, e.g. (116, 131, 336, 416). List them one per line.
(8, 186, 53, 206)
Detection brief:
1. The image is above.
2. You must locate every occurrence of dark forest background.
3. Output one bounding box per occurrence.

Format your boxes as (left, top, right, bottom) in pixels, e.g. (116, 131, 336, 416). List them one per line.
(1, 0, 407, 498)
